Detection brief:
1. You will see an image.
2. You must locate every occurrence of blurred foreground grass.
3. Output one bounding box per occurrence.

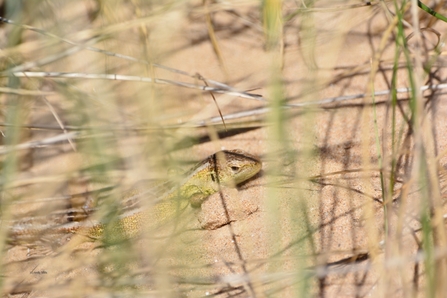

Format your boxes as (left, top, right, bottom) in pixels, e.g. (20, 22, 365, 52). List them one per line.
(1, 0, 447, 297)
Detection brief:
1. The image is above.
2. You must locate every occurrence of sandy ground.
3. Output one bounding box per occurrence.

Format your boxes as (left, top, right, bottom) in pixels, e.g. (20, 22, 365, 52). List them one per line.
(2, 1, 447, 297)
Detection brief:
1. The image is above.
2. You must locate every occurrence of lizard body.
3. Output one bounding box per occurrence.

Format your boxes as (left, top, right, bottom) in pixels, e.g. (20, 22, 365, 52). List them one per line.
(9, 149, 262, 242)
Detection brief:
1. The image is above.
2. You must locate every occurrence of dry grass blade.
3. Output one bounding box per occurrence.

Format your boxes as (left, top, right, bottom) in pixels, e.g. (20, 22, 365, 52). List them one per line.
(1, 1, 447, 297)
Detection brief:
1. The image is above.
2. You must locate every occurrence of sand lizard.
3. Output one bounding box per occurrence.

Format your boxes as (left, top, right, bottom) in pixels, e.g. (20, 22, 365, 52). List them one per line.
(9, 149, 262, 242)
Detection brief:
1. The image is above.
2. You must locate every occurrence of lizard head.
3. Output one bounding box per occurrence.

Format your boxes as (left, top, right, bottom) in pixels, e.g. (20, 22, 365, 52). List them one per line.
(214, 149, 262, 186)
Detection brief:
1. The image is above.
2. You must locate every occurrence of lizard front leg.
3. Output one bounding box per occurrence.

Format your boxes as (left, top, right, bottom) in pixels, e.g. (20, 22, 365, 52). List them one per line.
(183, 185, 214, 208)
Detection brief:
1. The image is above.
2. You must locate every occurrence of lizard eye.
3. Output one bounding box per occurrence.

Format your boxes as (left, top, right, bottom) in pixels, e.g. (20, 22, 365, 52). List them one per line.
(230, 166, 240, 172)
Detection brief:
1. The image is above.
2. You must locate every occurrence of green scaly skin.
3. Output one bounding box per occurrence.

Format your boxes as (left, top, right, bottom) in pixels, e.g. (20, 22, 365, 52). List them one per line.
(12, 149, 262, 241)
(76, 149, 262, 240)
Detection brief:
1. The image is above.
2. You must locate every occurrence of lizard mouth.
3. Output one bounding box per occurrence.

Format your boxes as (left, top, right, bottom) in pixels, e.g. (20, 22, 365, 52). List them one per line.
(234, 162, 262, 185)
